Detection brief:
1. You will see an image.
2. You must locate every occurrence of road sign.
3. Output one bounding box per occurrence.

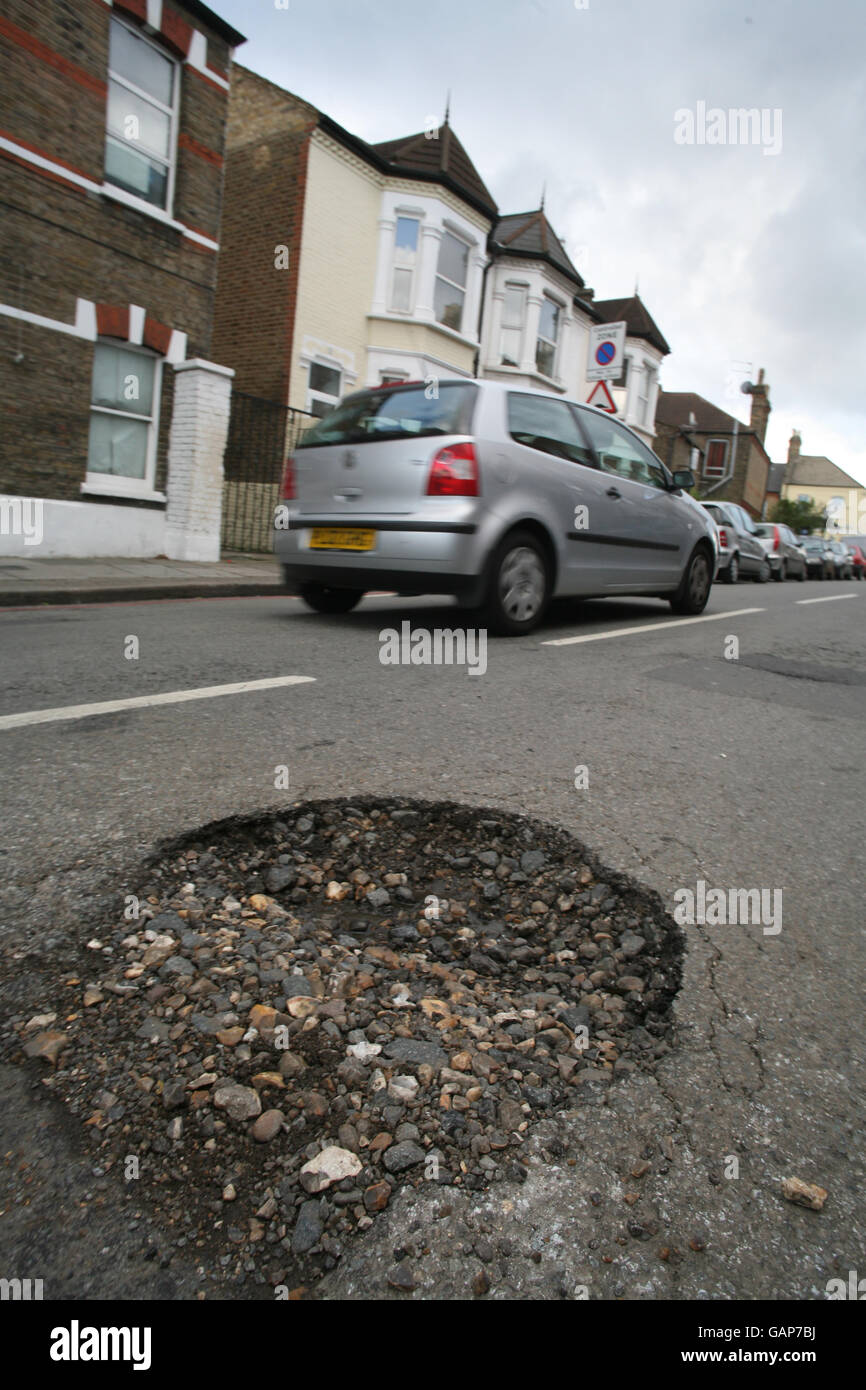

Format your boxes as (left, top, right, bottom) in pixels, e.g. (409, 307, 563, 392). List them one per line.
(586, 321, 626, 380)
(586, 379, 617, 413)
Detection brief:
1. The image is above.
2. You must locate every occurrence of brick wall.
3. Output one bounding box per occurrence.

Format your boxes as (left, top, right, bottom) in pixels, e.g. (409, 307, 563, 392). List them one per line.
(0, 0, 236, 503)
(210, 66, 318, 403)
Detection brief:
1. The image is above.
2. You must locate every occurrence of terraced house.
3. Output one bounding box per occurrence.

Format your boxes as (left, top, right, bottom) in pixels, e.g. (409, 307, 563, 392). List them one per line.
(0, 0, 245, 558)
(211, 68, 670, 449)
(653, 371, 772, 516)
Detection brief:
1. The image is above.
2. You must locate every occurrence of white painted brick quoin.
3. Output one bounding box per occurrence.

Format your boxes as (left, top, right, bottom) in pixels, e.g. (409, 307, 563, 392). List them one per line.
(164, 359, 234, 562)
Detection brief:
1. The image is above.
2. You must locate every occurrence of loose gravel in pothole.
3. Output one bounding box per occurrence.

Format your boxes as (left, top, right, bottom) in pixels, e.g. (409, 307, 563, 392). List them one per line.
(7, 798, 683, 1296)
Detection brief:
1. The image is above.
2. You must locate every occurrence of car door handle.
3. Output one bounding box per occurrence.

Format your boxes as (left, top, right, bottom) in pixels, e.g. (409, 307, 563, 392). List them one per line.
(606, 486, 622, 499)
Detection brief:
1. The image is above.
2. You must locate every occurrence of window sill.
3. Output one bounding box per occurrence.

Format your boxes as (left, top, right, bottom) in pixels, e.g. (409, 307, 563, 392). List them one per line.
(81, 482, 167, 506)
(367, 312, 479, 351)
(99, 184, 218, 250)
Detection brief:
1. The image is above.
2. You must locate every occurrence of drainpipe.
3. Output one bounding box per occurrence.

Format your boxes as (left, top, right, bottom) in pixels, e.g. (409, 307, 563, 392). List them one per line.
(473, 248, 493, 378)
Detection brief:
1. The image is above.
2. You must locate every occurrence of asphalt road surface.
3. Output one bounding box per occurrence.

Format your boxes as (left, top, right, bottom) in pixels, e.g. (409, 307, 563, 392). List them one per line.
(0, 578, 863, 1300)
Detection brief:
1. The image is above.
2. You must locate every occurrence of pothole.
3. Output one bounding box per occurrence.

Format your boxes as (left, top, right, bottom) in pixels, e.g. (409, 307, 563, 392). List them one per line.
(8, 797, 683, 1297)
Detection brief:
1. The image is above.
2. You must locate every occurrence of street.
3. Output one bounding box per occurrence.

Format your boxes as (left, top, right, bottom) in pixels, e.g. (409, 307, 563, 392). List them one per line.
(0, 579, 863, 1299)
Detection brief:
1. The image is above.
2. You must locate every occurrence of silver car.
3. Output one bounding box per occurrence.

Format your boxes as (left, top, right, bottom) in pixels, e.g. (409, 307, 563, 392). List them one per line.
(700, 500, 771, 584)
(752, 522, 808, 581)
(275, 379, 718, 634)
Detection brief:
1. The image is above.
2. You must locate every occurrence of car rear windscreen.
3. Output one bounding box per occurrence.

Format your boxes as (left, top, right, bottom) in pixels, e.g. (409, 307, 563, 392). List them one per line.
(296, 383, 478, 449)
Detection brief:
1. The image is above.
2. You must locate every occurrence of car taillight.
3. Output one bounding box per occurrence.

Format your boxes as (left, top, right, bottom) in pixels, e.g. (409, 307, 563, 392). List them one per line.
(426, 441, 479, 497)
(773, 526, 780, 550)
(280, 457, 296, 500)
(718, 527, 729, 548)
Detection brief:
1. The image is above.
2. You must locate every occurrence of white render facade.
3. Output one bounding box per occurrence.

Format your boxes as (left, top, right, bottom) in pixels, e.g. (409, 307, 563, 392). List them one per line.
(478, 255, 595, 399)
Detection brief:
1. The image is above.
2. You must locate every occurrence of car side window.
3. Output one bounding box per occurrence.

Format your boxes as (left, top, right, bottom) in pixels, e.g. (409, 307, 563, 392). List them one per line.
(576, 410, 668, 490)
(506, 393, 596, 467)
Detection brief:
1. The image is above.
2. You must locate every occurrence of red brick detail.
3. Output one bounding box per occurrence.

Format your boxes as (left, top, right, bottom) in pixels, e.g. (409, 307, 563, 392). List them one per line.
(0, 145, 89, 197)
(188, 65, 229, 93)
(0, 128, 93, 183)
(179, 132, 223, 168)
(160, 7, 193, 58)
(96, 304, 130, 340)
(0, 14, 107, 99)
(143, 316, 173, 355)
(113, 0, 148, 21)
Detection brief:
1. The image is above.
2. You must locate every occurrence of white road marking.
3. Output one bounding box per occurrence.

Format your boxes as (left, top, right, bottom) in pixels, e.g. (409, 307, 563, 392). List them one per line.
(796, 593, 859, 605)
(541, 608, 765, 647)
(0, 675, 316, 732)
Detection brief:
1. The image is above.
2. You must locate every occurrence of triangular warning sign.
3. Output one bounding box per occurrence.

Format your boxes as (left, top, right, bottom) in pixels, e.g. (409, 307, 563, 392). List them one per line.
(586, 379, 617, 413)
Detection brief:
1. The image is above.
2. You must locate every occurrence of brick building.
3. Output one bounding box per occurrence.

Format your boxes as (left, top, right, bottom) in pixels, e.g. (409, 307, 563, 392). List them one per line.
(653, 370, 772, 517)
(0, 0, 245, 558)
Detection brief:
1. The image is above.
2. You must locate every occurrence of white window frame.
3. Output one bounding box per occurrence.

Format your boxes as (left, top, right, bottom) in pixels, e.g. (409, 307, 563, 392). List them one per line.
(636, 363, 656, 427)
(434, 229, 470, 334)
(307, 360, 343, 416)
(704, 437, 729, 478)
(500, 283, 527, 367)
(535, 293, 562, 378)
(84, 341, 163, 499)
(380, 370, 409, 386)
(104, 15, 180, 217)
(389, 215, 421, 315)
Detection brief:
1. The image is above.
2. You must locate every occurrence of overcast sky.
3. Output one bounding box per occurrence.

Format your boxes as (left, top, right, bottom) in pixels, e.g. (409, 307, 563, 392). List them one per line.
(214, 0, 866, 484)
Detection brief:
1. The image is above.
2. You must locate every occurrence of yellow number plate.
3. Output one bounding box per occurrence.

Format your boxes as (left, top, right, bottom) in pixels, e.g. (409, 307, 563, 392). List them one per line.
(309, 528, 376, 551)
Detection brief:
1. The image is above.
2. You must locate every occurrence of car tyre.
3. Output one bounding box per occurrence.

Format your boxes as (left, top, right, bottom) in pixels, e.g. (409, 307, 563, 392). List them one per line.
(669, 545, 713, 615)
(481, 529, 550, 635)
(724, 553, 740, 584)
(754, 558, 771, 583)
(298, 583, 364, 614)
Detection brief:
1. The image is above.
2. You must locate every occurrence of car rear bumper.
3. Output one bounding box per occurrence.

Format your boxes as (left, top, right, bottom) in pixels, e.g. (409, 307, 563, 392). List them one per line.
(274, 512, 489, 598)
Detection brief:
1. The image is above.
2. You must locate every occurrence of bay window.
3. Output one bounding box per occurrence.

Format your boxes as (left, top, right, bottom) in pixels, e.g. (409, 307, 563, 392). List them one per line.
(434, 231, 469, 332)
(535, 295, 560, 377)
(500, 285, 526, 366)
(390, 217, 420, 313)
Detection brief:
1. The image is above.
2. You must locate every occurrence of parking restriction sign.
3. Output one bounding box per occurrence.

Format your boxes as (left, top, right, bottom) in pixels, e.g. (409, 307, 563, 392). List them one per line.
(586, 322, 626, 381)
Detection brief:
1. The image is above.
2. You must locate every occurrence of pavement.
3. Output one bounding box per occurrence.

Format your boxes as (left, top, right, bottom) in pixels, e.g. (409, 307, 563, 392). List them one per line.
(0, 578, 863, 1302)
(0, 551, 283, 606)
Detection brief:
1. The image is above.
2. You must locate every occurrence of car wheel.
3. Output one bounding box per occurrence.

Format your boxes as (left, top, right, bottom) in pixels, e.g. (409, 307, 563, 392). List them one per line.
(669, 545, 713, 615)
(482, 530, 550, 635)
(774, 560, 786, 582)
(797, 566, 806, 581)
(754, 558, 771, 583)
(723, 553, 739, 584)
(298, 583, 364, 614)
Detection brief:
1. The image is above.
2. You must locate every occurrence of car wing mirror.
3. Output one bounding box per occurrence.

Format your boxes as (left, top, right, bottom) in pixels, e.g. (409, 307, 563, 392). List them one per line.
(671, 469, 695, 491)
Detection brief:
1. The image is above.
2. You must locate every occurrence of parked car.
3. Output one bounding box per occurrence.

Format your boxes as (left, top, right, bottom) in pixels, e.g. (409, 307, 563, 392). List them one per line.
(801, 537, 834, 579)
(275, 379, 719, 634)
(827, 539, 853, 579)
(845, 542, 866, 579)
(699, 501, 771, 583)
(752, 522, 808, 582)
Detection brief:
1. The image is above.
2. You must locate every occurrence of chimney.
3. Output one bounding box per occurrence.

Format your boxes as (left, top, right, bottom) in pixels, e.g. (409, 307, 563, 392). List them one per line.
(748, 367, 771, 445)
(788, 430, 801, 464)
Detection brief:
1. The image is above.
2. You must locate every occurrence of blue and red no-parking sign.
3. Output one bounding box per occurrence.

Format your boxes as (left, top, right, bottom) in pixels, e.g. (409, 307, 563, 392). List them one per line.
(595, 340, 616, 366)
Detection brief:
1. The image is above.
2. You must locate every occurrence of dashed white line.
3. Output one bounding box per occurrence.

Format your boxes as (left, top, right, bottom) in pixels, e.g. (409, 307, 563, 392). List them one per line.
(796, 593, 859, 605)
(0, 675, 316, 732)
(541, 607, 766, 647)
